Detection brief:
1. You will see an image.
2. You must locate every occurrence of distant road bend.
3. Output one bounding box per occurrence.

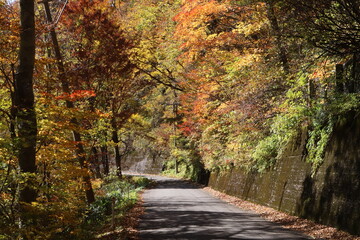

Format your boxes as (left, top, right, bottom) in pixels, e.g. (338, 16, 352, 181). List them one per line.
(138, 175, 310, 240)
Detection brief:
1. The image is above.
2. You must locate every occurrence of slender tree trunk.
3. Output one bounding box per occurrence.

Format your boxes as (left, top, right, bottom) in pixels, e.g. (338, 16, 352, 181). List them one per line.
(89, 97, 102, 179)
(42, 0, 95, 204)
(111, 119, 122, 178)
(10, 64, 17, 141)
(16, 0, 37, 204)
(266, 1, 289, 74)
(173, 90, 179, 174)
(71, 131, 95, 203)
(10, 94, 17, 140)
(101, 145, 110, 176)
(91, 147, 102, 178)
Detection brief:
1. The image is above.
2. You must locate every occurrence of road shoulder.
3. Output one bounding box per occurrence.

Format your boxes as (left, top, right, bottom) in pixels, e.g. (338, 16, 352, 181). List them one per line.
(204, 187, 360, 240)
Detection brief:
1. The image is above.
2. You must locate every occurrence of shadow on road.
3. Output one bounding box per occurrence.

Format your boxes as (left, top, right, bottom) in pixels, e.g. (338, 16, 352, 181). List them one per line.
(140, 178, 310, 240)
(155, 179, 203, 189)
(141, 210, 307, 239)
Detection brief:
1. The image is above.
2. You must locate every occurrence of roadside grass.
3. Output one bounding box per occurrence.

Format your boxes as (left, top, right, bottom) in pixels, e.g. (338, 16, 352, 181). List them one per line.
(79, 175, 151, 240)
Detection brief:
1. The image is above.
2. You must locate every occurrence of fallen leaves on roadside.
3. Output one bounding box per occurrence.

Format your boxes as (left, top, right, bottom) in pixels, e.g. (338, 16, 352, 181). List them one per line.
(120, 191, 145, 240)
(204, 187, 360, 240)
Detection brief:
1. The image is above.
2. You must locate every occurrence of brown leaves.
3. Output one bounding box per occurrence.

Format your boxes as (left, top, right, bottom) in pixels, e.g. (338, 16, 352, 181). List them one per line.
(205, 187, 360, 240)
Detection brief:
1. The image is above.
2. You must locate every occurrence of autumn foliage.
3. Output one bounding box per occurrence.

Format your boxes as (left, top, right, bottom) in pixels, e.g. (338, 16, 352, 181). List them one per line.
(1, 0, 359, 238)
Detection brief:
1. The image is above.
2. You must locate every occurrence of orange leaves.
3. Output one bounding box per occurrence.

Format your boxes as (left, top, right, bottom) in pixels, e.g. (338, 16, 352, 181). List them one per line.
(173, 0, 226, 24)
(178, 122, 193, 136)
(173, 0, 228, 56)
(55, 90, 96, 101)
(0, 2, 19, 66)
(174, 0, 270, 64)
(168, 1, 285, 170)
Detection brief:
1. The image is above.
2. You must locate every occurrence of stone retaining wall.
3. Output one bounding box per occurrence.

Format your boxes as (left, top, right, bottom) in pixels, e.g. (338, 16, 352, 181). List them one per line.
(208, 115, 360, 235)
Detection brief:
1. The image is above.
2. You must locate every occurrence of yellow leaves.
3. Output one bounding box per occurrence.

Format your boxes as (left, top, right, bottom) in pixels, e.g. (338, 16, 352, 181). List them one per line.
(129, 113, 150, 128)
(131, 39, 156, 65)
(230, 53, 260, 70)
(122, 1, 159, 31)
(91, 178, 103, 189)
(234, 3, 268, 37)
(309, 59, 336, 83)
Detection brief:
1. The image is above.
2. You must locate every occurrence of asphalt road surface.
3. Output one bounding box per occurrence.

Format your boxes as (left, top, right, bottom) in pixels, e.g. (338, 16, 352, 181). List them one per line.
(139, 175, 311, 240)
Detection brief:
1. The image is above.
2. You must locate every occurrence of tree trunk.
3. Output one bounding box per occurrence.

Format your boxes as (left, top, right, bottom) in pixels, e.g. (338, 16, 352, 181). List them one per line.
(72, 131, 95, 203)
(111, 119, 122, 178)
(336, 64, 345, 93)
(42, 0, 95, 204)
(91, 147, 102, 178)
(16, 0, 37, 204)
(266, 1, 289, 74)
(101, 145, 110, 176)
(173, 90, 179, 174)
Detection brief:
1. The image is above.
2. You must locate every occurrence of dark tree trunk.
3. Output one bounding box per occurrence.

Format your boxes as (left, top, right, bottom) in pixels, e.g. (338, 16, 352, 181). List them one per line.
(91, 147, 102, 178)
(89, 96, 102, 179)
(72, 131, 95, 204)
(266, 1, 290, 74)
(10, 103, 17, 140)
(16, 0, 37, 204)
(42, 0, 95, 204)
(336, 64, 345, 93)
(111, 119, 122, 178)
(10, 64, 17, 141)
(100, 146, 110, 176)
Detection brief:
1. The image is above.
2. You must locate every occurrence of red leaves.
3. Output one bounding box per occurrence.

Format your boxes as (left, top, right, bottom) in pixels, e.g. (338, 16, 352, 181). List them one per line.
(178, 122, 194, 136)
(61, 0, 135, 84)
(68, 90, 96, 100)
(53, 90, 96, 101)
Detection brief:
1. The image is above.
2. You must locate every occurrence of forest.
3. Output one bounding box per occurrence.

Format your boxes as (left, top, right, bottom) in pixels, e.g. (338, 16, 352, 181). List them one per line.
(1, 0, 360, 239)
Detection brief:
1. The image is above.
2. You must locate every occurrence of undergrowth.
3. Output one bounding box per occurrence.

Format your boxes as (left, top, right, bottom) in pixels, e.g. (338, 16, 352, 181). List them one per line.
(77, 174, 150, 239)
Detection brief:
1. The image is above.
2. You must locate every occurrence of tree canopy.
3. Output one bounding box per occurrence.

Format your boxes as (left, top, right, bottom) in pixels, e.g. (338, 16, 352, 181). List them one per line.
(1, 0, 359, 238)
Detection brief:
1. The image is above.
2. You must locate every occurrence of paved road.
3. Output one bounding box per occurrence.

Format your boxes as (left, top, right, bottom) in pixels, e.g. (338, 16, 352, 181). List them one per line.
(139, 175, 311, 240)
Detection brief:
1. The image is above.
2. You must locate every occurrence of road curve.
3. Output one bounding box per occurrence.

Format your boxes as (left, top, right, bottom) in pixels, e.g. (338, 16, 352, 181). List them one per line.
(139, 175, 311, 240)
